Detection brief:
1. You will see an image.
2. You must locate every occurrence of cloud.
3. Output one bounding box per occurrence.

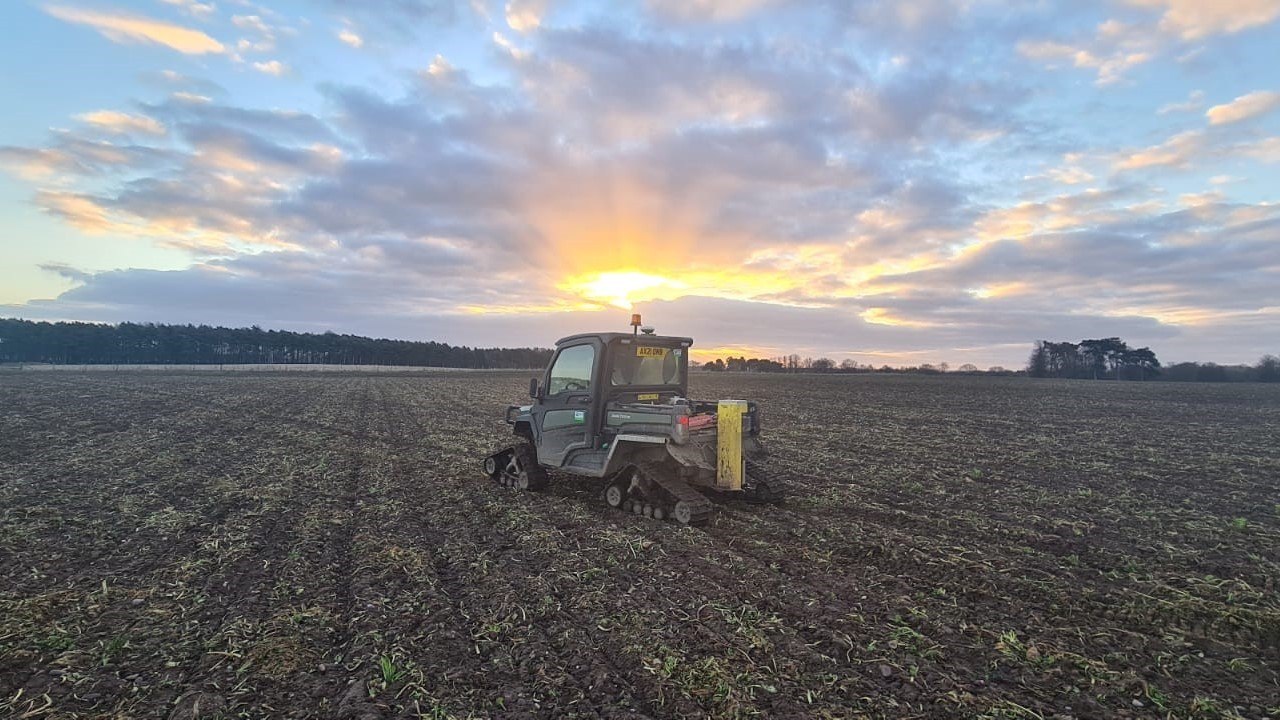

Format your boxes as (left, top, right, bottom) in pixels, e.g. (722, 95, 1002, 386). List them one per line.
(644, 0, 777, 22)
(505, 0, 549, 32)
(1206, 90, 1280, 125)
(75, 110, 166, 135)
(1044, 160, 1094, 185)
(0, 132, 172, 179)
(140, 69, 226, 100)
(854, 192, 1280, 352)
(1019, 2, 1280, 86)
(5, 2, 1279, 367)
(173, 91, 213, 104)
(1017, 23, 1154, 86)
(1157, 89, 1203, 114)
(230, 13, 277, 53)
(1125, 0, 1280, 40)
(1114, 130, 1205, 171)
(252, 60, 288, 76)
(159, 0, 216, 20)
(491, 31, 527, 60)
(1111, 123, 1280, 174)
(337, 27, 363, 48)
(312, 0, 459, 36)
(38, 262, 94, 284)
(44, 5, 226, 54)
(1237, 136, 1280, 163)
(34, 191, 115, 233)
(231, 14, 271, 34)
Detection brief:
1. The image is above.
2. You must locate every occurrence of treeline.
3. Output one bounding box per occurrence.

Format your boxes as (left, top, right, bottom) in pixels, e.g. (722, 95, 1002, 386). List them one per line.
(0, 319, 552, 369)
(1027, 338, 1160, 380)
(1027, 337, 1280, 382)
(1161, 357, 1280, 383)
(696, 356, 1015, 375)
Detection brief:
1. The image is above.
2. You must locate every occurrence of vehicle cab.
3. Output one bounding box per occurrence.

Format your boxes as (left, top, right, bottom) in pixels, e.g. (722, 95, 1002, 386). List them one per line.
(518, 322, 692, 469)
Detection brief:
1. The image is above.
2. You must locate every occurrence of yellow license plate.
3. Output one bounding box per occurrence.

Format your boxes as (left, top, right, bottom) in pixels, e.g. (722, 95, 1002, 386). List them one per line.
(636, 346, 668, 358)
(637, 392, 659, 401)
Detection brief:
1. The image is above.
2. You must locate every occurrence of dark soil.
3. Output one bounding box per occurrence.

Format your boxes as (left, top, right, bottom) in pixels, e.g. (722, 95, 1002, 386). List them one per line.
(1, 371, 1277, 719)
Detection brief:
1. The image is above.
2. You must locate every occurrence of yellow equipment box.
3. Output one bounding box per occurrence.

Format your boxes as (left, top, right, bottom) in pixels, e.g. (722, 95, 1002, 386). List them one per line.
(716, 400, 747, 490)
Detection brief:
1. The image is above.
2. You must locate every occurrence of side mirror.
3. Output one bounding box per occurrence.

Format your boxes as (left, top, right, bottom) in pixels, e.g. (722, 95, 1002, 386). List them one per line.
(529, 377, 540, 399)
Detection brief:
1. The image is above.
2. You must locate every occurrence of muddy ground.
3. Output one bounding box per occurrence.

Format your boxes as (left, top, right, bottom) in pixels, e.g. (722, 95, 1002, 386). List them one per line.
(1, 371, 1277, 719)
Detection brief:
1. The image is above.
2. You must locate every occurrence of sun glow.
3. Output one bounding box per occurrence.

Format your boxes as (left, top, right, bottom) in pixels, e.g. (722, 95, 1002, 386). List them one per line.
(691, 345, 780, 363)
(560, 271, 689, 309)
(968, 282, 1028, 299)
(860, 307, 935, 328)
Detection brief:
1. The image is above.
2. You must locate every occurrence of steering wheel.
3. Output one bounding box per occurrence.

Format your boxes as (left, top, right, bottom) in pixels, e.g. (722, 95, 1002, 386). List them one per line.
(562, 380, 587, 391)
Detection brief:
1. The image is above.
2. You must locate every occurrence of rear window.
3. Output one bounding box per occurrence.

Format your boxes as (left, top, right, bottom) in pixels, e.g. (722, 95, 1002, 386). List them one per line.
(610, 343, 684, 386)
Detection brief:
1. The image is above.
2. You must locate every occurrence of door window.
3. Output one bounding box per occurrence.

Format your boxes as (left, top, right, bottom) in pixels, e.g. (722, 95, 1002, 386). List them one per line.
(547, 344, 594, 394)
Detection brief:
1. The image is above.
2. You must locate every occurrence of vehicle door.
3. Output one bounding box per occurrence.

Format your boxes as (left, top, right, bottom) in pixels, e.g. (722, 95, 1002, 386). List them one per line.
(532, 341, 596, 466)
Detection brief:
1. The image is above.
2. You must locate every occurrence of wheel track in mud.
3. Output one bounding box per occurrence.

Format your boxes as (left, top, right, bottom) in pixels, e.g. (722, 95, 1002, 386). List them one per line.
(140, 376, 366, 716)
(154, 376, 378, 718)
(318, 379, 506, 716)
(155, 376, 377, 718)
(369, 377, 671, 718)
(315, 378, 372, 701)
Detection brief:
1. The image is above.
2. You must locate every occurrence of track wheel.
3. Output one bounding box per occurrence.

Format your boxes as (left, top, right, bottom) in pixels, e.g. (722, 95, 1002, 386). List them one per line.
(672, 501, 696, 525)
(605, 479, 628, 509)
(483, 449, 510, 483)
(502, 443, 548, 491)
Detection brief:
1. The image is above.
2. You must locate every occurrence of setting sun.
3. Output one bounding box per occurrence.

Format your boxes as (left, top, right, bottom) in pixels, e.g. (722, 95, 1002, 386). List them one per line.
(560, 270, 689, 309)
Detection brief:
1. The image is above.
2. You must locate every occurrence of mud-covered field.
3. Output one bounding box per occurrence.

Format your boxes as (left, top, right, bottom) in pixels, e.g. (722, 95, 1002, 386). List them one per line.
(1, 371, 1277, 720)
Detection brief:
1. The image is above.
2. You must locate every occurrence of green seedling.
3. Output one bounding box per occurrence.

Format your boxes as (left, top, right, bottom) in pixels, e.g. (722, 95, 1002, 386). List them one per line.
(378, 655, 407, 685)
(99, 635, 129, 666)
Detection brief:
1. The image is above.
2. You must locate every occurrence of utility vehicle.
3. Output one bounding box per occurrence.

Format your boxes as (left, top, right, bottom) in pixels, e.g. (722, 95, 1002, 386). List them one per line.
(483, 316, 781, 525)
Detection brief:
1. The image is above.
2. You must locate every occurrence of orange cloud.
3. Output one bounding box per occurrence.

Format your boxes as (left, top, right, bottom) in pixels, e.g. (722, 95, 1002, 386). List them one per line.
(860, 307, 936, 328)
(75, 110, 166, 135)
(45, 5, 226, 54)
(1126, 0, 1280, 40)
(1017, 36, 1152, 86)
(1113, 130, 1203, 171)
(36, 191, 114, 232)
(338, 28, 363, 48)
(1206, 90, 1280, 125)
(252, 60, 287, 76)
(505, 0, 548, 32)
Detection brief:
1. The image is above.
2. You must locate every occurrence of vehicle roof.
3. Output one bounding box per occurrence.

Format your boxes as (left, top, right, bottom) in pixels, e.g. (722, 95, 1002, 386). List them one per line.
(555, 332, 694, 347)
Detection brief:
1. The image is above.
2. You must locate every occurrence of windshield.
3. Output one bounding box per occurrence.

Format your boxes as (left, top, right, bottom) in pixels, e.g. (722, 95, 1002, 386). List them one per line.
(610, 343, 684, 386)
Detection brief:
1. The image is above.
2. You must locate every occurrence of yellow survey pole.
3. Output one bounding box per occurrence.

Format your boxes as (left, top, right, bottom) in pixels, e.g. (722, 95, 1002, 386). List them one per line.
(716, 400, 747, 490)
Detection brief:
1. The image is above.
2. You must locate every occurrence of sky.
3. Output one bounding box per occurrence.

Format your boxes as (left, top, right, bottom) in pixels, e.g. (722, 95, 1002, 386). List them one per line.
(1, 0, 1278, 368)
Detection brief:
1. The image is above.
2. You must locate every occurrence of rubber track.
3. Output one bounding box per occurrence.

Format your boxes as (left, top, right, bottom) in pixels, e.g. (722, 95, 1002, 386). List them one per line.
(643, 461, 714, 523)
(745, 457, 788, 503)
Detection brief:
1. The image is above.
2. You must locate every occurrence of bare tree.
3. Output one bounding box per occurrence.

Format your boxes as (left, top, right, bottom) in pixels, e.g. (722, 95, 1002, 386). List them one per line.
(1258, 355, 1280, 382)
